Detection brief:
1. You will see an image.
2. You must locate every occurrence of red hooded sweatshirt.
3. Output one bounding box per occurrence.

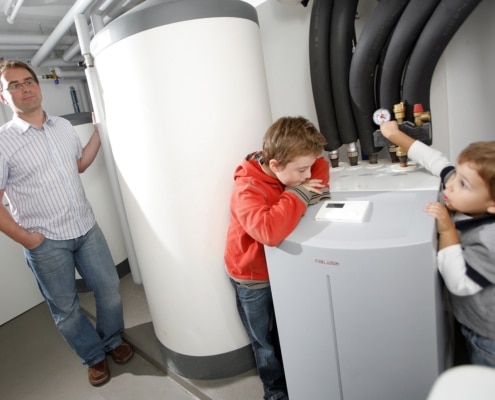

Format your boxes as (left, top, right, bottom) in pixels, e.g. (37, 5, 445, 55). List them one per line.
(224, 152, 330, 282)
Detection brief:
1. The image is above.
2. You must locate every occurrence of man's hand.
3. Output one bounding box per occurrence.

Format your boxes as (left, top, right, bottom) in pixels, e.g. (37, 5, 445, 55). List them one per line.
(23, 231, 45, 250)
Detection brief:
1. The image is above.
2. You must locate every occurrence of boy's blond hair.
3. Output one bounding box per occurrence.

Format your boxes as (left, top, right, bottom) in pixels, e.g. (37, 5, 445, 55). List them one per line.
(262, 116, 327, 166)
(458, 141, 495, 200)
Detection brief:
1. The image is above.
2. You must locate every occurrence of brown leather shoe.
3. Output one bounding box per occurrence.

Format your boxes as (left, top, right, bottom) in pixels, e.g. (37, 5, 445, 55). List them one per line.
(88, 359, 110, 386)
(109, 341, 134, 364)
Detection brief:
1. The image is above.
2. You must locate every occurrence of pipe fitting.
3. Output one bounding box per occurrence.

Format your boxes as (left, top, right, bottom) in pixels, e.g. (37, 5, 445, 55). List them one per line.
(328, 149, 339, 169)
(396, 146, 408, 167)
(368, 153, 378, 164)
(345, 142, 358, 166)
(388, 145, 399, 163)
(83, 53, 94, 68)
(413, 104, 431, 126)
(393, 102, 406, 123)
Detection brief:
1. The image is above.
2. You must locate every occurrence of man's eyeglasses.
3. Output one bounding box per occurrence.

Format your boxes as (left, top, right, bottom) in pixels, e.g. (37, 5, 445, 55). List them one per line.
(0, 78, 38, 93)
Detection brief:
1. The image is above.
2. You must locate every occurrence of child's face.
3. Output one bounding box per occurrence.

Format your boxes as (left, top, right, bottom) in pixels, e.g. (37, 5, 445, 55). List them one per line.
(443, 161, 494, 216)
(270, 154, 317, 187)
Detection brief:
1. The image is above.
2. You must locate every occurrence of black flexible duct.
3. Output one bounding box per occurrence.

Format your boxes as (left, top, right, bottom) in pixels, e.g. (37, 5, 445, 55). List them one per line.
(349, 0, 410, 158)
(329, 0, 359, 146)
(378, 0, 441, 113)
(309, 0, 340, 152)
(401, 0, 482, 120)
(309, 0, 481, 160)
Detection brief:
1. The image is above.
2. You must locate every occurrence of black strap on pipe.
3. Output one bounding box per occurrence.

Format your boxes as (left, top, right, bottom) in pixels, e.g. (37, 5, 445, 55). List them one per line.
(329, 0, 359, 146)
(349, 0, 410, 157)
(309, 0, 340, 152)
(401, 0, 482, 120)
(378, 0, 441, 114)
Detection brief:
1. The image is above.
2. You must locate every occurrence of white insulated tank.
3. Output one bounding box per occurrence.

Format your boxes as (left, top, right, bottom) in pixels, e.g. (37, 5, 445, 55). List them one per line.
(90, 0, 272, 378)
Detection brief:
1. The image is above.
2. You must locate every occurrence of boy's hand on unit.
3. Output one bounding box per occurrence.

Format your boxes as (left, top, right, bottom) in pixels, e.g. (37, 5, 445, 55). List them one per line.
(301, 179, 326, 194)
(424, 202, 455, 233)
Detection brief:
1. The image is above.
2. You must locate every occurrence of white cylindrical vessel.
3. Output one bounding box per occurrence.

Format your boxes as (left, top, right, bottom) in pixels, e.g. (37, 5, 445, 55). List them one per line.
(90, 0, 272, 378)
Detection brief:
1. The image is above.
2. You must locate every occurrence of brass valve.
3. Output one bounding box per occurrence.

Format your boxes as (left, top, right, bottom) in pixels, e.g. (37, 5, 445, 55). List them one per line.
(41, 69, 60, 81)
(393, 102, 406, 123)
(413, 103, 431, 126)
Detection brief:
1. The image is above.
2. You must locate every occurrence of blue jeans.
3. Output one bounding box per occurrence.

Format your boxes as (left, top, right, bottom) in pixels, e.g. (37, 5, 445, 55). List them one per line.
(24, 224, 124, 367)
(231, 279, 288, 400)
(461, 325, 495, 367)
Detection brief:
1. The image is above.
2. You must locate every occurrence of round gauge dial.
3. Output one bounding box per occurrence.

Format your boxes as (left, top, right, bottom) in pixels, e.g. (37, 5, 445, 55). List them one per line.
(373, 108, 391, 125)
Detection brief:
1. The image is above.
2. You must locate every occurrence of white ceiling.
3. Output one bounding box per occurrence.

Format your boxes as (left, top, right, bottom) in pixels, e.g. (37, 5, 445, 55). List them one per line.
(0, 0, 269, 68)
(0, 0, 76, 61)
(0, 0, 147, 67)
(0, 0, 75, 32)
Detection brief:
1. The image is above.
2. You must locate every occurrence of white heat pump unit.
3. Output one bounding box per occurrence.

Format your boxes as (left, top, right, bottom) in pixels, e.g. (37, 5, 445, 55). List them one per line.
(265, 161, 451, 400)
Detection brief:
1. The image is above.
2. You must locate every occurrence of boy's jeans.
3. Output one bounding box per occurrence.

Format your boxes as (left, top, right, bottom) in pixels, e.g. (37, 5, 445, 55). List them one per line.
(461, 325, 495, 367)
(24, 224, 124, 367)
(231, 279, 288, 400)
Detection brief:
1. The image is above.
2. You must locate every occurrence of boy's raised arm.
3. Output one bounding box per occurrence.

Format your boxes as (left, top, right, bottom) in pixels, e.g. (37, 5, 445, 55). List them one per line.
(380, 120, 416, 151)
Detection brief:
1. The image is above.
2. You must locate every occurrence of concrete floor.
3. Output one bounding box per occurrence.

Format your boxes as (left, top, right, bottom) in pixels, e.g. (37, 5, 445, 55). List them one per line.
(1, 271, 473, 400)
(0, 274, 263, 400)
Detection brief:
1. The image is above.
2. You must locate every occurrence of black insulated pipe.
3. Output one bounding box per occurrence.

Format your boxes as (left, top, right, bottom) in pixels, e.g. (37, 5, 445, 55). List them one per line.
(309, 0, 340, 155)
(309, 0, 481, 162)
(401, 0, 482, 121)
(329, 0, 359, 164)
(378, 0, 441, 114)
(349, 0, 410, 160)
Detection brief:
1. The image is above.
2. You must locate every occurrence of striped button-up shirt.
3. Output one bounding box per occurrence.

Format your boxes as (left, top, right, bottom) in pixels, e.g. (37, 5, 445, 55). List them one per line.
(0, 113, 95, 240)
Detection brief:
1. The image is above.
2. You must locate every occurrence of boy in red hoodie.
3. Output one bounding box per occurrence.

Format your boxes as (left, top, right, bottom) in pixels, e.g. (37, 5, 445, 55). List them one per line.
(224, 116, 330, 400)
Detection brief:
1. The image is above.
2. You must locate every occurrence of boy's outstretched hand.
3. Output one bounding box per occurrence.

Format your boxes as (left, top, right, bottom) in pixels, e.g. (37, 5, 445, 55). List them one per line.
(425, 201, 460, 249)
(380, 120, 416, 151)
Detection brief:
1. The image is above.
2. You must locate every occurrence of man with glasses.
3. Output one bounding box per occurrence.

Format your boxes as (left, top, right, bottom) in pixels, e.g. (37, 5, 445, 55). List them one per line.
(0, 60, 133, 386)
